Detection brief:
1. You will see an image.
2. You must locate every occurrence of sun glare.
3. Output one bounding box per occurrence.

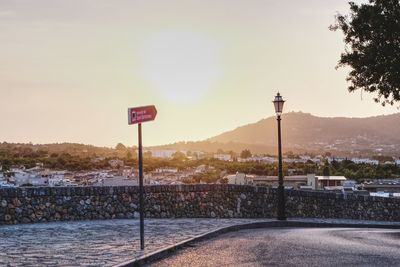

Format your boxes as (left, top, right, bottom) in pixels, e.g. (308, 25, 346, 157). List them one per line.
(139, 31, 221, 104)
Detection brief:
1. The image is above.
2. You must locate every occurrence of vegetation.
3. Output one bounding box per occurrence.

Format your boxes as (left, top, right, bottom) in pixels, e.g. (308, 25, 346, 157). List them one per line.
(327, 159, 397, 182)
(331, 0, 400, 105)
(1, 142, 400, 184)
(240, 149, 252, 159)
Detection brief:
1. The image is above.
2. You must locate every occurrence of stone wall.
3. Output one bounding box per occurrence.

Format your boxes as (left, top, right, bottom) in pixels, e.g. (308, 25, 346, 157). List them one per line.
(0, 185, 399, 225)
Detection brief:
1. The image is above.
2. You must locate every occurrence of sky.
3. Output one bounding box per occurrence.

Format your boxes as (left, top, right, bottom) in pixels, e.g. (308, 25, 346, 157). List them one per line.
(0, 0, 398, 147)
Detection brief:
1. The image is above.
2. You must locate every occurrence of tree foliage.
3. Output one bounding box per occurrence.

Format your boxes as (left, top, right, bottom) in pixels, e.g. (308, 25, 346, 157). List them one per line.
(331, 0, 400, 105)
(322, 166, 331, 176)
(240, 149, 252, 159)
(115, 143, 127, 151)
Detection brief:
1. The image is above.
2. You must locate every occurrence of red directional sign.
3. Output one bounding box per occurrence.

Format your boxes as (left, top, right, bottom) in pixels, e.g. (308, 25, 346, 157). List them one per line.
(128, 105, 157, 125)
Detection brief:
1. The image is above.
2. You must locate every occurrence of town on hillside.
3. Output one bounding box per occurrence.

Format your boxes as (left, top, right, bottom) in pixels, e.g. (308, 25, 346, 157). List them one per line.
(2, 145, 400, 198)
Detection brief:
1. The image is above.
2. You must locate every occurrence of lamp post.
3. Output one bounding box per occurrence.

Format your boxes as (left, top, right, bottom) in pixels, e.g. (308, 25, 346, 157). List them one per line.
(273, 92, 286, 221)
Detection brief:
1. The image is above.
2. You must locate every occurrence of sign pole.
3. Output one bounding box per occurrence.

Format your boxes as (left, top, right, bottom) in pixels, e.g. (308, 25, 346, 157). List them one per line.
(128, 105, 157, 251)
(138, 123, 145, 250)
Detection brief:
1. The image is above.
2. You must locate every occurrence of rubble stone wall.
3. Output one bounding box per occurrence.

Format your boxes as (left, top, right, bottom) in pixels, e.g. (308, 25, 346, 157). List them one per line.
(0, 185, 399, 225)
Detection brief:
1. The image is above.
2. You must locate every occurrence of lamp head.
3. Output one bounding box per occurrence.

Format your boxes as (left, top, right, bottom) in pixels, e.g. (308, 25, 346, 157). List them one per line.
(273, 92, 285, 116)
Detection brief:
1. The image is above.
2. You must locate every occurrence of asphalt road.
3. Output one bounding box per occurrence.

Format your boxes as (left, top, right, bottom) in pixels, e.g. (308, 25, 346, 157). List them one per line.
(150, 228, 400, 267)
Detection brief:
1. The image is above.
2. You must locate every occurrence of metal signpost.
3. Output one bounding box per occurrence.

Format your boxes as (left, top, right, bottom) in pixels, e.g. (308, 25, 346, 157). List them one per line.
(128, 105, 157, 250)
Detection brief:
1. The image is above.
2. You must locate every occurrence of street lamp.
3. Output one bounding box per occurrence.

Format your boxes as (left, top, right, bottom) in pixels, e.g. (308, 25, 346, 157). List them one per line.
(273, 92, 286, 220)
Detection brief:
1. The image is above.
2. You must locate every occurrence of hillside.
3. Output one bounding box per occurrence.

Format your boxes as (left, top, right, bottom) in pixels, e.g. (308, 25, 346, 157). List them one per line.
(207, 112, 400, 155)
(154, 112, 400, 155)
(3, 112, 400, 156)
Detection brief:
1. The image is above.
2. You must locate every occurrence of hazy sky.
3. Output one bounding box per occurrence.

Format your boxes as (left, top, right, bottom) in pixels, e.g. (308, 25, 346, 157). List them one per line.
(1, 0, 398, 147)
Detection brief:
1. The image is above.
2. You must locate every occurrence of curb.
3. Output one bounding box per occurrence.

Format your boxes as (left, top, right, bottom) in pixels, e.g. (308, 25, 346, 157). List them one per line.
(114, 220, 400, 267)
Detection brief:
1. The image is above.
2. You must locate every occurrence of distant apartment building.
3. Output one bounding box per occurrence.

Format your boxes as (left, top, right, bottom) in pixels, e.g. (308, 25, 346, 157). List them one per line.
(310, 158, 322, 164)
(9, 170, 48, 186)
(300, 155, 311, 161)
(351, 158, 379, 165)
(0, 171, 10, 187)
(214, 154, 232, 161)
(35, 162, 44, 168)
(225, 173, 252, 185)
(155, 167, 178, 173)
(48, 171, 67, 186)
(249, 174, 349, 191)
(150, 150, 176, 158)
(121, 167, 135, 178)
(91, 157, 105, 163)
(327, 157, 346, 163)
(384, 161, 395, 165)
(305, 174, 347, 190)
(238, 156, 276, 163)
(194, 165, 208, 174)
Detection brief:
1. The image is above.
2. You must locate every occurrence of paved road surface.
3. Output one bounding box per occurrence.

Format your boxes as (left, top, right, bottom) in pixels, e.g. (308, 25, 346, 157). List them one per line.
(0, 218, 268, 267)
(152, 228, 400, 267)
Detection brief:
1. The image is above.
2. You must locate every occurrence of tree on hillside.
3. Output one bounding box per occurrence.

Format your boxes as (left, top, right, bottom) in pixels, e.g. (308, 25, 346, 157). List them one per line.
(322, 166, 331, 176)
(125, 151, 133, 160)
(228, 150, 237, 158)
(172, 151, 186, 161)
(115, 143, 127, 151)
(240, 149, 252, 159)
(331, 0, 400, 105)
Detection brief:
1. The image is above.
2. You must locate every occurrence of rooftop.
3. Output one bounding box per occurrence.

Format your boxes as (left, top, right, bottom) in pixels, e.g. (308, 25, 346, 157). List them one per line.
(316, 176, 347, 181)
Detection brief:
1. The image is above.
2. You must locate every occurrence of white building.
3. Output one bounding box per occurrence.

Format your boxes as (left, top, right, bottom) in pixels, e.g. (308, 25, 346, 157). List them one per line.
(226, 173, 250, 185)
(195, 165, 207, 174)
(29, 177, 48, 186)
(0, 172, 11, 187)
(306, 174, 347, 190)
(48, 172, 66, 187)
(327, 157, 346, 163)
(214, 154, 232, 161)
(239, 156, 276, 163)
(155, 167, 178, 173)
(351, 158, 379, 165)
(343, 180, 358, 192)
(91, 157, 105, 163)
(121, 168, 134, 178)
(300, 155, 311, 161)
(11, 170, 48, 186)
(310, 158, 322, 164)
(150, 150, 177, 158)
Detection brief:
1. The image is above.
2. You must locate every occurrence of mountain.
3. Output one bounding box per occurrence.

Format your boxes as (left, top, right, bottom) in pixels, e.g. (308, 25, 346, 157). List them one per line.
(155, 112, 400, 155)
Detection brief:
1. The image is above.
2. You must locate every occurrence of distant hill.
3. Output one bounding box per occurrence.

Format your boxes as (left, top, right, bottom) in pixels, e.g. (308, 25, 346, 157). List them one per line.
(0, 142, 120, 157)
(3, 112, 400, 157)
(154, 112, 400, 155)
(150, 140, 277, 155)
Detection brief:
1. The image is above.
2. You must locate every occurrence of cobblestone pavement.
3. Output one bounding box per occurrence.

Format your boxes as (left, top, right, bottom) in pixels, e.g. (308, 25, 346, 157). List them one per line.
(0, 218, 269, 267)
